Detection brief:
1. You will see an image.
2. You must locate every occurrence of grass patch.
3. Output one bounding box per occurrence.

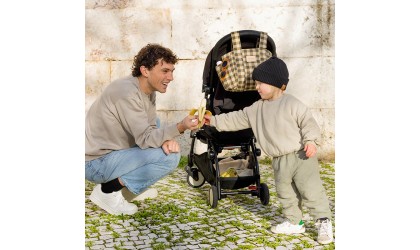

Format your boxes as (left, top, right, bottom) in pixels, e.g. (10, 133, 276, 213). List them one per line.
(258, 156, 272, 165)
(178, 155, 188, 168)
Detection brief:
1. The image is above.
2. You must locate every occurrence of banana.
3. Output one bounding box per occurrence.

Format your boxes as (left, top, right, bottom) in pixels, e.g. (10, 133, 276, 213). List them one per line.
(189, 99, 212, 128)
(221, 167, 238, 177)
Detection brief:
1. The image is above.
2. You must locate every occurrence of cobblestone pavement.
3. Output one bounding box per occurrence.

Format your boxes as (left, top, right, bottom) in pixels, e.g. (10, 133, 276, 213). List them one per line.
(85, 160, 335, 250)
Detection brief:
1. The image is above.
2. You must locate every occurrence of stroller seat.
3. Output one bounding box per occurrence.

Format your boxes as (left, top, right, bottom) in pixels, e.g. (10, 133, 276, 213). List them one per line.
(185, 30, 277, 208)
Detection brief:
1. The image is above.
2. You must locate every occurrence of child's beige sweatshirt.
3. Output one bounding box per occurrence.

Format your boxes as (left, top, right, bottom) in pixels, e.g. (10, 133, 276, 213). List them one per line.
(210, 94, 321, 157)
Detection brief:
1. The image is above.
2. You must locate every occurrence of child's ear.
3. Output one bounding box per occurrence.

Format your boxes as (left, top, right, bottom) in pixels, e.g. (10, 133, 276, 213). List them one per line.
(280, 84, 287, 91)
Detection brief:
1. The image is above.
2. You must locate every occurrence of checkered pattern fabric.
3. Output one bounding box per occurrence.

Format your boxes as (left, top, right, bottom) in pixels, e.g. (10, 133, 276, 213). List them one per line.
(215, 31, 272, 92)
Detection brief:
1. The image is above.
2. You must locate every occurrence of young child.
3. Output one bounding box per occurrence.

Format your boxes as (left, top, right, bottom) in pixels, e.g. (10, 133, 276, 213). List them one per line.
(203, 57, 334, 244)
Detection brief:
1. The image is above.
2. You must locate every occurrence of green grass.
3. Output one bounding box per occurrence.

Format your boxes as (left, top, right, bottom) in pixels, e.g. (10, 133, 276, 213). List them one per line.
(178, 155, 188, 168)
(258, 155, 272, 165)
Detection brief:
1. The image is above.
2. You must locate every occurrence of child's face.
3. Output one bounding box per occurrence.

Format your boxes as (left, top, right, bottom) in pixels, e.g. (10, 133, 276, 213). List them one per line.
(255, 81, 282, 100)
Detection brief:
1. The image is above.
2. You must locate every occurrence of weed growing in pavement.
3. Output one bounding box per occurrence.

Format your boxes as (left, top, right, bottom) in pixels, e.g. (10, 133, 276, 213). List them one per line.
(293, 244, 304, 250)
(151, 242, 168, 250)
(192, 230, 206, 240)
(113, 244, 124, 250)
(259, 155, 272, 165)
(322, 243, 336, 250)
(177, 155, 188, 168)
(112, 231, 120, 238)
(236, 245, 255, 249)
(300, 239, 314, 248)
(211, 242, 227, 248)
(85, 241, 93, 248)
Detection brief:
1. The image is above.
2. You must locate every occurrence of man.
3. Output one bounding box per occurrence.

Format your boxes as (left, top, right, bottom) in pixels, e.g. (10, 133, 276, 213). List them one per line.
(85, 44, 198, 215)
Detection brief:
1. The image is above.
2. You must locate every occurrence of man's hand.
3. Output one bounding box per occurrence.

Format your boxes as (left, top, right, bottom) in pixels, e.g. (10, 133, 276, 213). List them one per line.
(177, 115, 199, 133)
(162, 140, 180, 155)
(304, 143, 317, 158)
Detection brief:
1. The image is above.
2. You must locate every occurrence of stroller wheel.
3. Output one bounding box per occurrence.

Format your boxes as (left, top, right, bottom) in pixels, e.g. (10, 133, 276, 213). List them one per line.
(259, 183, 270, 206)
(186, 168, 205, 188)
(208, 185, 218, 208)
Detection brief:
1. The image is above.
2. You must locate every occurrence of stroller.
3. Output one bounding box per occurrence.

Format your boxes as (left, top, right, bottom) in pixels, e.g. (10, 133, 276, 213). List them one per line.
(185, 30, 277, 208)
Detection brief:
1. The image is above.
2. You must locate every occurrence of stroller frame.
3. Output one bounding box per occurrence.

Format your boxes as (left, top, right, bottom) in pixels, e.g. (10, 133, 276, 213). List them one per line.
(185, 30, 276, 208)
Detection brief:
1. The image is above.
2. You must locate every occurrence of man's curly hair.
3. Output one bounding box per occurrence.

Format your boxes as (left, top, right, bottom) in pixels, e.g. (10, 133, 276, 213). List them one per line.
(131, 44, 178, 77)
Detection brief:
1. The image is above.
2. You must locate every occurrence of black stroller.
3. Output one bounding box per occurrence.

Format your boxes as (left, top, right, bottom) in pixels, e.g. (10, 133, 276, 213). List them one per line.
(185, 30, 277, 208)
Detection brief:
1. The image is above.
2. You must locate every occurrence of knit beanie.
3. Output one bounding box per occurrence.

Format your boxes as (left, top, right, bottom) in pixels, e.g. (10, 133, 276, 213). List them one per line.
(252, 57, 289, 88)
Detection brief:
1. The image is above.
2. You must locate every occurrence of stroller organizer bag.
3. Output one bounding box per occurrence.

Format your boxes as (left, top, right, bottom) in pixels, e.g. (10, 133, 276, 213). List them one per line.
(185, 30, 276, 208)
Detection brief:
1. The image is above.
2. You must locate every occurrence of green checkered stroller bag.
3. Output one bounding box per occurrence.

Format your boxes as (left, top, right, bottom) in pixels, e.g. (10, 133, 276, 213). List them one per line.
(215, 31, 272, 92)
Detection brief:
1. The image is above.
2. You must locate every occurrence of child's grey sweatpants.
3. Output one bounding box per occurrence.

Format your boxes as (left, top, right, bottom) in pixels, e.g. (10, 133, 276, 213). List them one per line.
(272, 150, 332, 225)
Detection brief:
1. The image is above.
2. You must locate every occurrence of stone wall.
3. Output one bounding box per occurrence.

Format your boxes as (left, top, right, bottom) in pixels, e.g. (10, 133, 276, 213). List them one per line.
(85, 0, 335, 160)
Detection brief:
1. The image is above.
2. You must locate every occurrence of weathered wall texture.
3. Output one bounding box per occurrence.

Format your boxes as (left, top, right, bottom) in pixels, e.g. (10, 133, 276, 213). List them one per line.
(85, 0, 335, 160)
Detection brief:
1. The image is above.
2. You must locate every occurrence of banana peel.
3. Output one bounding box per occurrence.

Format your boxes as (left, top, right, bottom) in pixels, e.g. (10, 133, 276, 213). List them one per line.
(221, 167, 238, 177)
(190, 99, 212, 128)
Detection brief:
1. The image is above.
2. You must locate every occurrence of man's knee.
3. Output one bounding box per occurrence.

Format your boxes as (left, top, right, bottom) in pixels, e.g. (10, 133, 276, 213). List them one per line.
(164, 152, 181, 169)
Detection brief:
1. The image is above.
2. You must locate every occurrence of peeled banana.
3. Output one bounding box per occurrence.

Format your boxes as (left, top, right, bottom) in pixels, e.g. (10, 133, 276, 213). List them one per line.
(190, 99, 212, 128)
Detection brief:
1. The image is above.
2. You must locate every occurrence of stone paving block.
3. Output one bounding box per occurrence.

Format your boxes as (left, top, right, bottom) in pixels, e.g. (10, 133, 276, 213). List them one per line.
(275, 246, 288, 250)
(216, 236, 226, 241)
(99, 235, 113, 240)
(156, 238, 168, 243)
(129, 231, 139, 236)
(91, 245, 105, 249)
(172, 246, 188, 250)
(105, 242, 118, 247)
(144, 239, 153, 244)
(129, 236, 138, 241)
(119, 232, 129, 237)
(121, 246, 136, 249)
(92, 240, 105, 245)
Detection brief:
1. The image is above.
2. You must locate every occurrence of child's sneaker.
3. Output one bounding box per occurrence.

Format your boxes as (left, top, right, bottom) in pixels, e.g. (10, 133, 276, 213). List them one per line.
(89, 185, 138, 215)
(315, 218, 334, 244)
(271, 220, 305, 234)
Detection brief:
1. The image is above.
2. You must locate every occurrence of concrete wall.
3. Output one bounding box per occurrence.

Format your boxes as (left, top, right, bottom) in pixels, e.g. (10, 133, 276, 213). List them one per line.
(85, 0, 335, 160)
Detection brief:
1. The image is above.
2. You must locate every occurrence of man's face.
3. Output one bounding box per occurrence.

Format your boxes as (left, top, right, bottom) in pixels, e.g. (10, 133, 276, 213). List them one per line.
(144, 59, 175, 94)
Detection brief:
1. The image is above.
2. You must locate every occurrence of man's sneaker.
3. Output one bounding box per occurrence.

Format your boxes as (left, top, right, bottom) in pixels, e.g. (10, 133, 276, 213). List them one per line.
(315, 218, 334, 244)
(89, 185, 138, 215)
(121, 187, 158, 202)
(271, 220, 305, 234)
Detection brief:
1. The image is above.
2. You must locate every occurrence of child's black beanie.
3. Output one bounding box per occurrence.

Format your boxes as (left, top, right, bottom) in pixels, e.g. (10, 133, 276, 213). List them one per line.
(252, 57, 289, 88)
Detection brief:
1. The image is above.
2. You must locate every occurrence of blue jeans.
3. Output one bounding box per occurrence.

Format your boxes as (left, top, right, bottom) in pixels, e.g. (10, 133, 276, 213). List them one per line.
(85, 146, 180, 195)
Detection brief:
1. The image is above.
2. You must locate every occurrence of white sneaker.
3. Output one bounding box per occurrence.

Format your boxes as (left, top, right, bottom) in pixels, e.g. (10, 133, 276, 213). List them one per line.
(89, 185, 138, 215)
(121, 187, 158, 202)
(316, 218, 334, 244)
(271, 220, 305, 234)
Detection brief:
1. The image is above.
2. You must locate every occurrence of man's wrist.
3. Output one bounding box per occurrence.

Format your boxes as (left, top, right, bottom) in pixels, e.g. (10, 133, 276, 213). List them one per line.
(177, 122, 185, 133)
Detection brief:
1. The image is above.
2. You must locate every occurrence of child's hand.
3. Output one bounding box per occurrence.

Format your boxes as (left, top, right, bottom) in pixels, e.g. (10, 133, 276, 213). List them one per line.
(304, 143, 317, 158)
(203, 114, 211, 125)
